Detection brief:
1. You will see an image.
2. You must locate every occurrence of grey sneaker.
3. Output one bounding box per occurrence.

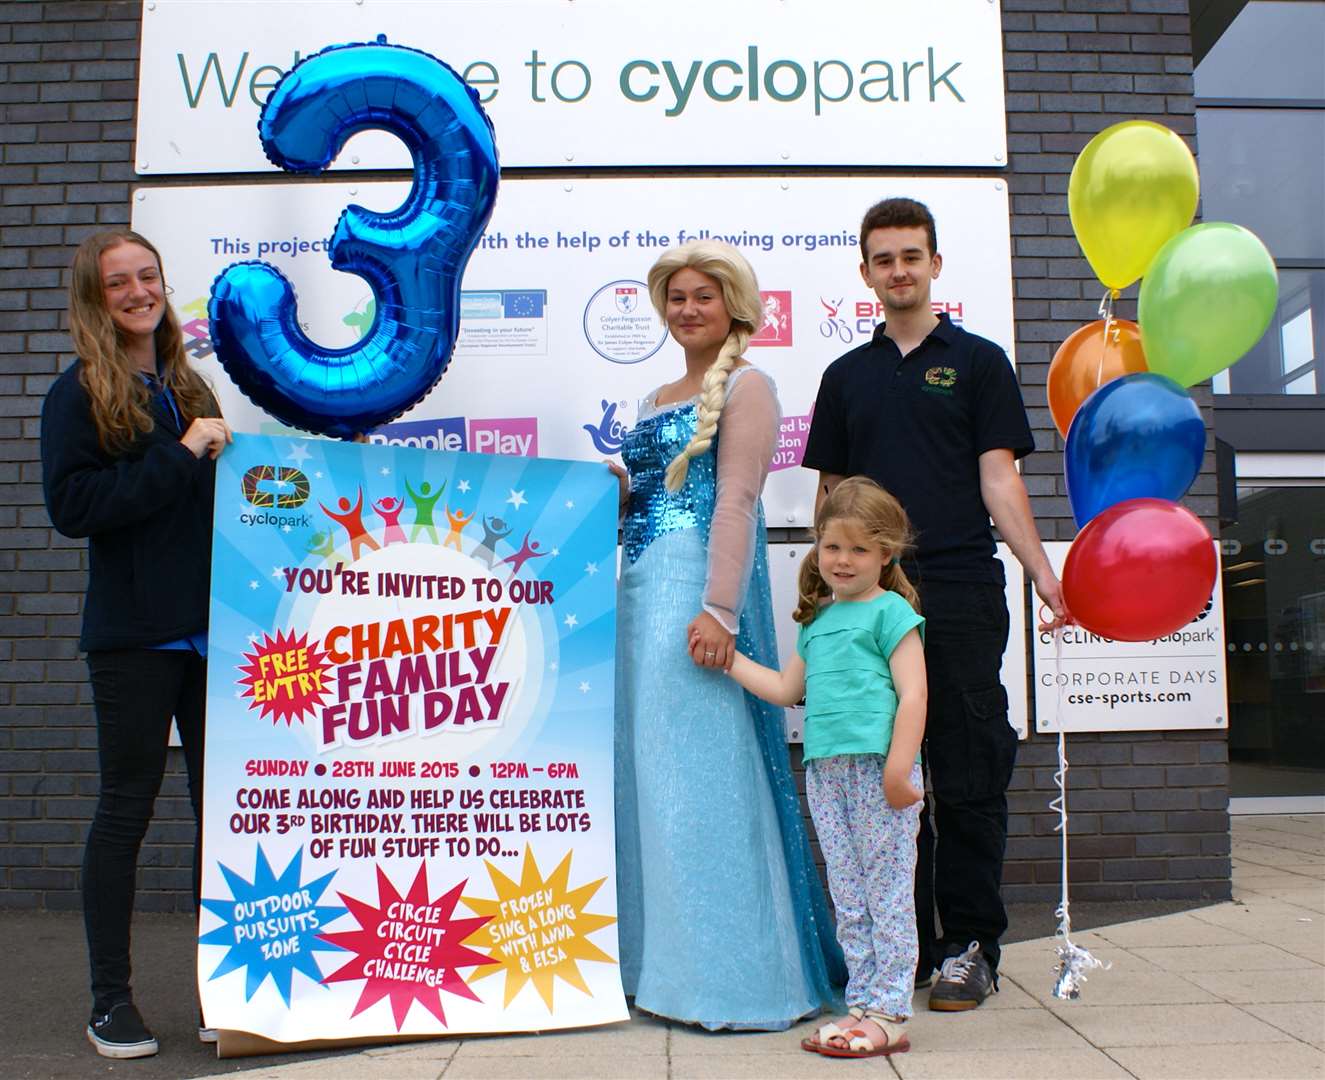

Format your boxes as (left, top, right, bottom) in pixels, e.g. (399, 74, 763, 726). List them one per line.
(86, 1002, 159, 1059)
(928, 941, 996, 1011)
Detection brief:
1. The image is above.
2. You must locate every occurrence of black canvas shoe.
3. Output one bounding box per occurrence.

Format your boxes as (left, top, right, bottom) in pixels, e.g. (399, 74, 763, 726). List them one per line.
(86, 1002, 159, 1059)
(928, 941, 996, 1011)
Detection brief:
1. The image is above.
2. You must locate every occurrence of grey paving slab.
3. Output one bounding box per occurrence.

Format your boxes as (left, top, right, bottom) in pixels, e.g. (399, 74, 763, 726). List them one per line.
(1181, 966, 1325, 1004)
(672, 1051, 894, 1078)
(1053, 1001, 1295, 1048)
(1235, 834, 1325, 858)
(1238, 884, 1325, 913)
(1130, 941, 1318, 973)
(454, 1017, 667, 1057)
(1108, 1042, 1325, 1079)
(1091, 912, 1254, 948)
(1244, 1001, 1325, 1048)
(886, 1006, 1092, 1052)
(669, 1023, 809, 1057)
(1012, 952, 1219, 1008)
(893, 1047, 1133, 1080)
(444, 1054, 669, 1079)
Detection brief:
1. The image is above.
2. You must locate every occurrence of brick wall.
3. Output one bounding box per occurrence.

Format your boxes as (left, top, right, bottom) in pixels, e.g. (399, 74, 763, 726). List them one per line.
(1001, 0, 1228, 904)
(0, 0, 1230, 912)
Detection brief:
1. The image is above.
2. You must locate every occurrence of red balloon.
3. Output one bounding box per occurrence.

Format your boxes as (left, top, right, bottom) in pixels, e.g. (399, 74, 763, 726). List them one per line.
(1062, 498, 1216, 642)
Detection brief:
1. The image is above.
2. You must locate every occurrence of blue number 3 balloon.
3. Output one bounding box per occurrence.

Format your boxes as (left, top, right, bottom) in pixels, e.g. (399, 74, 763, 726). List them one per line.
(208, 37, 499, 439)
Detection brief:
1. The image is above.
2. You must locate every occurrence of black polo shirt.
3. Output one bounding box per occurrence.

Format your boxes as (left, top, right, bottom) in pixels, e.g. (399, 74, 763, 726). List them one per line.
(802, 314, 1034, 586)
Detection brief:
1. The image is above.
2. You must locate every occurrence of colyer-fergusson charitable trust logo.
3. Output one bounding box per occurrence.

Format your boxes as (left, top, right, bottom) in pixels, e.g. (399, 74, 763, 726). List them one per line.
(583, 280, 668, 365)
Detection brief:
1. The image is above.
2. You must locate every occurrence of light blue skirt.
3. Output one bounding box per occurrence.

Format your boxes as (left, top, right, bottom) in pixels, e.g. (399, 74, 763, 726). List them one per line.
(614, 526, 844, 1029)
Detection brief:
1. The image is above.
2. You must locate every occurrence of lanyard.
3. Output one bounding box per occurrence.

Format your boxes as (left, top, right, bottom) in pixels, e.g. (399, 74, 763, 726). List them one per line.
(140, 371, 183, 431)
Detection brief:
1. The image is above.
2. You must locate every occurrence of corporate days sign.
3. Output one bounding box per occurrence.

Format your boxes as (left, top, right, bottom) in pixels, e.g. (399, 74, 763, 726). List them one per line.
(1033, 542, 1229, 733)
(130, 174, 1016, 529)
(134, 0, 1007, 170)
(201, 434, 625, 1042)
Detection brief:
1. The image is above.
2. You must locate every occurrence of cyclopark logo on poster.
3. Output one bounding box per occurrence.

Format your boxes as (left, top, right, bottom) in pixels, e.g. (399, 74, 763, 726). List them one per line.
(370, 417, 539, 457)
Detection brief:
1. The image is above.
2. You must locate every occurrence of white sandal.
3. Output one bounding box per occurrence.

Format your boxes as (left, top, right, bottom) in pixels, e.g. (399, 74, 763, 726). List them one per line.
(818, 1008, 910, 1058)
(799, 1006, 864, 1054)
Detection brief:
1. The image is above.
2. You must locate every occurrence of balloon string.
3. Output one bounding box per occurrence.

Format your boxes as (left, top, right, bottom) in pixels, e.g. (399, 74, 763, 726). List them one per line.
(1092, 288, 1117, 391)
(1049, 628, 1109, 999)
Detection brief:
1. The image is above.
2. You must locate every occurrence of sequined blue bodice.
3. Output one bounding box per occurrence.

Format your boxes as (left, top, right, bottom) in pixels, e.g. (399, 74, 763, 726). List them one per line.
(621, 404, 718, 564)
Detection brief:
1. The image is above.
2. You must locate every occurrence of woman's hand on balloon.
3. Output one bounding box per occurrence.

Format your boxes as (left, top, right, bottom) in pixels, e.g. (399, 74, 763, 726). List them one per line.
(687, 611, 734, 671)
(181, 417, 233, 460)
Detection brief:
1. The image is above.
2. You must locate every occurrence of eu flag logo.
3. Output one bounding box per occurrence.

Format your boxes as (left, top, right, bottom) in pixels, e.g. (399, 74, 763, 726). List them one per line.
(503, 290, 546, 318)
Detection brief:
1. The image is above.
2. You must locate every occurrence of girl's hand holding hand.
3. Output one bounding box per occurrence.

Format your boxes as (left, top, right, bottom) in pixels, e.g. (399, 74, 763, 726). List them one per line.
(687, 611, 734, 671)
(181, 417, 233, 460)
(883, 766, 923, 810)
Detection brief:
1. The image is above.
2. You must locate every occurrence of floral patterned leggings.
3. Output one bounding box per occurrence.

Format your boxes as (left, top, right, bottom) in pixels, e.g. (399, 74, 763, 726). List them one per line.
(805, 754, 923, 1019)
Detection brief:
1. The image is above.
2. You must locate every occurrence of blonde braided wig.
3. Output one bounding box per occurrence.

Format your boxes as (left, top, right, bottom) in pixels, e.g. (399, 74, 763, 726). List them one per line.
(645, 241, 764, 492)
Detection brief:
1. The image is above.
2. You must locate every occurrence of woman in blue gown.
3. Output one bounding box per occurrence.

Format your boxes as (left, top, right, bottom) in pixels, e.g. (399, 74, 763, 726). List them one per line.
(612, 240, 845, 1029)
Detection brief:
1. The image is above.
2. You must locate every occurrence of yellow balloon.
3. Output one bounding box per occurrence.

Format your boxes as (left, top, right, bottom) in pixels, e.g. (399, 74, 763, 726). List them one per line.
(1068, 121, 1199, 291)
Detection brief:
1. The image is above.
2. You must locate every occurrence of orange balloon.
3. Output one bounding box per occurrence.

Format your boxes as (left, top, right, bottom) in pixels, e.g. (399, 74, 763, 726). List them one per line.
(1048, 319, 1149, 438)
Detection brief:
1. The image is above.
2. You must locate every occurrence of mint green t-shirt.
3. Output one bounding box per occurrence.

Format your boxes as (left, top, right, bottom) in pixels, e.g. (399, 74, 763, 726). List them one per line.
(795, 590, 925, 764)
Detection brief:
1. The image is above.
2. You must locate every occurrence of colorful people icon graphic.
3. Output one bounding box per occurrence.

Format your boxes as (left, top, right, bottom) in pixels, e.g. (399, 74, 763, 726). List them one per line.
(500, 530, 547, 580)
(473, 514, 513, 568)
(405, 477, 444, 543)
(372, 495, 407, 546)
(306, 529, 345, 566)
(443, 505, 475, 551)
(319, 488, 380, 561)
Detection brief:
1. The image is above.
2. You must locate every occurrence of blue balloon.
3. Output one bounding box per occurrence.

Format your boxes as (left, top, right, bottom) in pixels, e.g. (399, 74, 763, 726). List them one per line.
(1065, 372, 1205, 528)
(208, 37, 498, 439)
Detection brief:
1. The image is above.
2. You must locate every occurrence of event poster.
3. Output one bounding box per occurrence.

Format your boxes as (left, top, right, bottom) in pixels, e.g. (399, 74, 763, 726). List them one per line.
(199, 433, 628, 1043)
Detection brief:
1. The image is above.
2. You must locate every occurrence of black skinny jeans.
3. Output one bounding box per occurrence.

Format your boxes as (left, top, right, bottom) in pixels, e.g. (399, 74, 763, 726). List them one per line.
(84, 648, 206, 1014)
(912, 581, 1017, 975)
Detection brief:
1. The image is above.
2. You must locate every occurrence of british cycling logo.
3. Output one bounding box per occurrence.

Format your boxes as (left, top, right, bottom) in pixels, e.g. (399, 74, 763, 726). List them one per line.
(819, 296, 854, 345)
(584, 399, 627, 455)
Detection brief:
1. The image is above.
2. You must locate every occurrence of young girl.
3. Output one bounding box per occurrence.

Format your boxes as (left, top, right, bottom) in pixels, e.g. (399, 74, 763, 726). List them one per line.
(42, 230, 231, 1057)
(719, 476, 926, 1058)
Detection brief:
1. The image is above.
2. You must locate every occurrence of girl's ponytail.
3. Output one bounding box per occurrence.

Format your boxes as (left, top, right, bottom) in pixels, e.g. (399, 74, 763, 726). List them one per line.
(884, 560, 921, 613)
(794, 546, 832, 625)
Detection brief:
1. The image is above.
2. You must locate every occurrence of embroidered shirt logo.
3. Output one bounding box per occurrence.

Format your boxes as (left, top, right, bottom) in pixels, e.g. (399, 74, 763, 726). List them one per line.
(922, 366, 958, 394)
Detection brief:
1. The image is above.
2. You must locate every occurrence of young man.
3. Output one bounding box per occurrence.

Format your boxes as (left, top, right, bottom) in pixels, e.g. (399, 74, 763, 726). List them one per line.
(802, 198, 1066, 1010)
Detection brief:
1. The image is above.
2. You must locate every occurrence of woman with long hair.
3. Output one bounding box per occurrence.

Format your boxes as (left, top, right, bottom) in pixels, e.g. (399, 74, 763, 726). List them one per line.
(41, 230, 231, 1058)
(611, 240, 844, 1029)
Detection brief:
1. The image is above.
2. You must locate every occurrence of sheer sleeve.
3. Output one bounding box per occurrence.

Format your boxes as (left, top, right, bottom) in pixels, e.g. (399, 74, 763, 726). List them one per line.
(703, 368, 780, 632)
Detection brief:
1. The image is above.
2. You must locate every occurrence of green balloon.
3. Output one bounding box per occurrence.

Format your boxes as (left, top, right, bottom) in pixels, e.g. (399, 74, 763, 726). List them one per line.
(1139, 222, 1279, 388)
